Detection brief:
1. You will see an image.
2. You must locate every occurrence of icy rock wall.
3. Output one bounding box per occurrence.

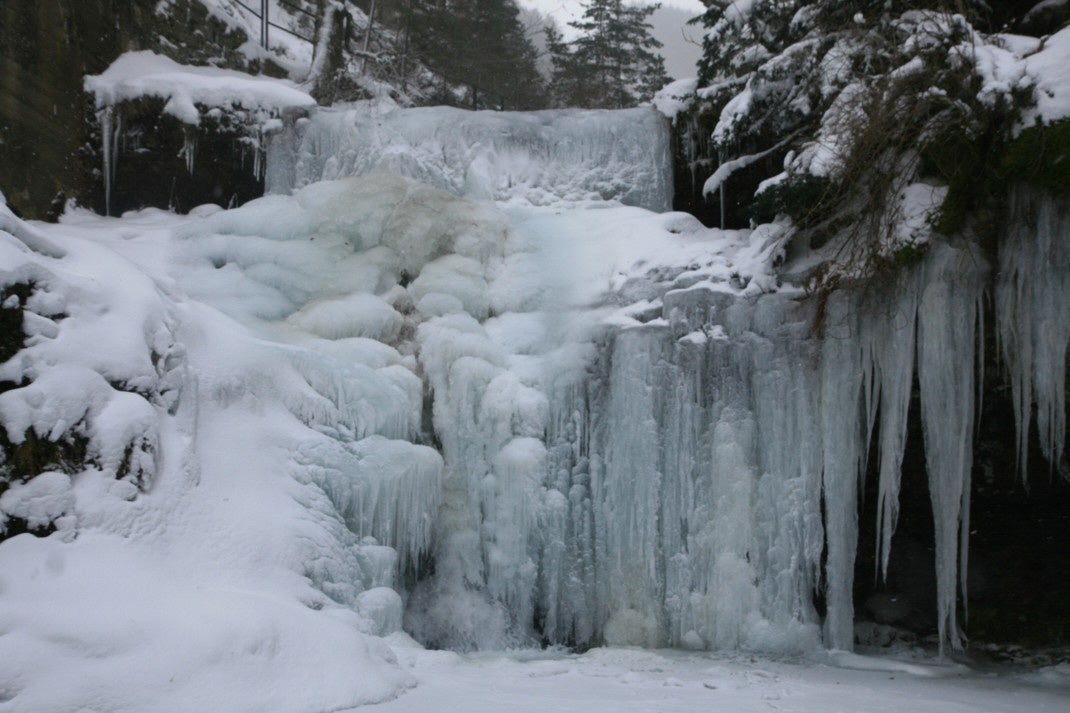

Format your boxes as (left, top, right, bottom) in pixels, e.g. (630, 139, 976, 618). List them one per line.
(522, 243, 988, 654)
(391, 188, 996, 654)
(266, 106, 674, 211)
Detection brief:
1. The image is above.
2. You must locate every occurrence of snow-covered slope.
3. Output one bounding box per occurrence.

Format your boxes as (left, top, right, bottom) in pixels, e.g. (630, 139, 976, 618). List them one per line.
(0, 195, 436, 712)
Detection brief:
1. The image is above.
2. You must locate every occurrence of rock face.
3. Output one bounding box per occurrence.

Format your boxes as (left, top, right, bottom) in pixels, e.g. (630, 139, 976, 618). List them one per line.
(0, 0, 252, 219)
(1, 1, 144, 218)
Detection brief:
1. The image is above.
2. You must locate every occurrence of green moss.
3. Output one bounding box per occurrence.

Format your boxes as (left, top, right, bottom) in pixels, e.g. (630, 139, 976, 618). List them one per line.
(892, 243, 926, 267)
(919, 124, 991, 236)
(925, 118, 1070, 239)
(1002, 120, 1070, 193)
(744, 174, 831, 226)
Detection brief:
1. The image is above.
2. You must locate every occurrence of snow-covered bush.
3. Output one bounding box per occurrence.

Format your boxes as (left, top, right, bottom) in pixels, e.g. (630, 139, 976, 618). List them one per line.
(0, 203, 174, 539)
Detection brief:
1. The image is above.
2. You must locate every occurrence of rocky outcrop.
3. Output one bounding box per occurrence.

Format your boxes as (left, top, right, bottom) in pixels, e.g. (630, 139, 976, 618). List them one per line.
(0, 0, 251, 219)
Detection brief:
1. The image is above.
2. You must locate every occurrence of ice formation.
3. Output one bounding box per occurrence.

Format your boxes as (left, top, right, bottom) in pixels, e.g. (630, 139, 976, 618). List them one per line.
(266, 105, 674, 211)
(997, 187, 1070, 475)
(2, 96, 1068, 713)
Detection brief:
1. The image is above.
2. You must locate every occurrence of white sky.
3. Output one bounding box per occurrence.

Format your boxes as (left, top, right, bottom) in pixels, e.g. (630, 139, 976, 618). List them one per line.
(518, 0, 706, 79)
(519, 0, 705, 28)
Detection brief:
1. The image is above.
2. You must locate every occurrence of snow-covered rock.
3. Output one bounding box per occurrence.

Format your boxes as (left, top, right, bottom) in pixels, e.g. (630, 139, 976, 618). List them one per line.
(84, 50, 315, 125)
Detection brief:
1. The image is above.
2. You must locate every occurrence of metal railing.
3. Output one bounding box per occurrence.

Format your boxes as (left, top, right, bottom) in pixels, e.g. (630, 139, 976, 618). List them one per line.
(227, 1, 512, 109)
(232, 0, 317, 47)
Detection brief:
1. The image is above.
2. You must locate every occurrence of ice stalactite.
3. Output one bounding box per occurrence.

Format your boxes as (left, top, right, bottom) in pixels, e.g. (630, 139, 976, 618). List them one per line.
(917, 243, 986, 654)
(861, 271, 920, 582)
(820, 292, 866, 651)
(997, 187, 1070, 477)
(180, 127, 197, 176)
(99, 105, 114, 216)
(252, 134, 263, 182)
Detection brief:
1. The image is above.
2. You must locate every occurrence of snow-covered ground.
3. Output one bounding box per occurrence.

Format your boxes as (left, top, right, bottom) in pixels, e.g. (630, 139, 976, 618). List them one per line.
(380, 642, 1070, 713)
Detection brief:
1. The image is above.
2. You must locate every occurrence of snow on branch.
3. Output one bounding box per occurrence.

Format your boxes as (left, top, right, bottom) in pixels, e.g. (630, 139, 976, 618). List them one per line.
(702, 132, 799, 198)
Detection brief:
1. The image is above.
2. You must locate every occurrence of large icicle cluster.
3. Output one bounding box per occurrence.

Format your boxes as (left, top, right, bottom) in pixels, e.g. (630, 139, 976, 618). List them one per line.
(997, 188, 1070, 477)
(489, 240, 988, 654)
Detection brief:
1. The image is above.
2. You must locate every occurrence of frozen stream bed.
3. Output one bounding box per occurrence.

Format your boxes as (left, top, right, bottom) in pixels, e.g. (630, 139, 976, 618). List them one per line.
(376, 643, 1070, 713)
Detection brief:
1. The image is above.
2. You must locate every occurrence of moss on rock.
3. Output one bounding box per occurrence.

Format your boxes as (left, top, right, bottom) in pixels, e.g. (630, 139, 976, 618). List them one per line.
(1003, 120, 1070, 194)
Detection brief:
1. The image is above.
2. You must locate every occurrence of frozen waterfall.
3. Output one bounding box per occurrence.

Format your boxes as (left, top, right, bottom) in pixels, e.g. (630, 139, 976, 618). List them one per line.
(265, 105, 673, 211)
(248, 108, 1070, 656)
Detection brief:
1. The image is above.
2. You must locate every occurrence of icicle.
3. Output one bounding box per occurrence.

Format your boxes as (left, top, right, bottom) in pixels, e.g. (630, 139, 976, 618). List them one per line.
(868, 272, 920, 581)
(179, 128, 196, 176)
(253, 134, 263, 181)
(113, 111, 122, 188)
(917, 243, 986, 655)
(99, 105, 114, 216)
(996, 186, 1070, 477)
(820, 292, 865, 651)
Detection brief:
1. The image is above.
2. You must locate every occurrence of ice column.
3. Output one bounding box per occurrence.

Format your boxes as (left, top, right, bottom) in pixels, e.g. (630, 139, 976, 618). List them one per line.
(597, 326, 669, 647)
(917, 243, 986, 653)
(820, 293, 865, 650)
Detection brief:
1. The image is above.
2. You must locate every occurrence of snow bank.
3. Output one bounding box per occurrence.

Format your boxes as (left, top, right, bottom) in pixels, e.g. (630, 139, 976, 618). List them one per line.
(84, 50, 316, 125)
(0, 533, 411, 713)
(1023, 25, 1070, 125)
(0, 188, 436, 710)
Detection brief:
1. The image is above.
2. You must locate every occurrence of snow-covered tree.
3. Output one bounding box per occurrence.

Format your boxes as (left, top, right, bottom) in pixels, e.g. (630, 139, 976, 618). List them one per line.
(682, 0, 1058, 279)
(408, 0, 547, 109)
(548, 0, 670, 108)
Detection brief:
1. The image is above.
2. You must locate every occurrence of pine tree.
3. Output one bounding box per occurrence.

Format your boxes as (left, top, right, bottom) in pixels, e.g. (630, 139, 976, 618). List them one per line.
(548, 0, 669, 109)
(407, 0, 547, 110)
(694, 0, 800, 85)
